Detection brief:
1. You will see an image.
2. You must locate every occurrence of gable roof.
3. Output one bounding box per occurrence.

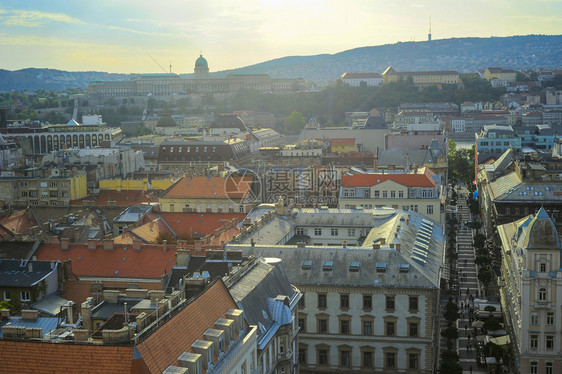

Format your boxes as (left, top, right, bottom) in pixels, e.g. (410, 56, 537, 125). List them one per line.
(0, 341, 146, 374)
(0, 209, 39, 239)
(35, 243, 175, 279)
(0, 259, 58, 287)
(341, 173, 436, 188)
(136, 279, 238, 373)
(161, 176, 252, 199)
(158, 212, 245, 238)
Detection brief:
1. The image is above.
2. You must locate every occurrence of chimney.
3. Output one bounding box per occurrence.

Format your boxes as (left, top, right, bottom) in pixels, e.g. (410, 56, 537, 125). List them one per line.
(148, 290, 165, 302)
(104, 239, 114, 250)
(28, 263, 33, 273)
(191, 340, 214, 368)
(103, 290, 120, 304)
(25, 327, 43, 339)
(343, 240, 347, 248)
(61, 237, 70, 250)
(226, 309, 244, 335)
(204, 328, 225, 357)
(52, 236, 59, 245)
(194, 240, 203, 253)
(162, 240, 168, 252)
(21, 310, 39, 321)
(177, 352, 202, 373)
(73, 329, 89, 342)
(0, 309, 10, 318)
(133, 239, 142, 251)
(88, 239, 97, 250)
(175, 249, 190, 266)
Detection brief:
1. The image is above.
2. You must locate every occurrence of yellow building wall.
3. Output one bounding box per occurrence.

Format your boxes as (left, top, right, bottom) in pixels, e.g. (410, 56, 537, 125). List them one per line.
(71, 174, 88, 200)
(99, 178, 148, 191)
(331, 144, 358, 153)
(151, 179, 176, 190)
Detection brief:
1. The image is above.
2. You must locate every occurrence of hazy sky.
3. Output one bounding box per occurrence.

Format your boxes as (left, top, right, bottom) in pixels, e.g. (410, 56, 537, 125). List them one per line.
(0, 0, 560, 74)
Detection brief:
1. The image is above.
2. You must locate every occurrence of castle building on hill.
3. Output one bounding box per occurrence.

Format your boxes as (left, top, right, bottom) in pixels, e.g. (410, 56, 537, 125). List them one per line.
(87, 55, 306, 99)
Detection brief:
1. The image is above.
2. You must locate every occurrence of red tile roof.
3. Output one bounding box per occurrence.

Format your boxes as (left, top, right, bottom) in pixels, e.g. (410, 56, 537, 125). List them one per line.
(162, 176, 252, 199)
(35, 242, 176, 279)
(341, 173, 436, 188)
(0, 209, 38, 239)
(137, 279, 238, 373)
(158, 212, 245, 238)
(96, 190, 150, 206)
(330, 138, 355, 146)
(0, 340, 149, 374)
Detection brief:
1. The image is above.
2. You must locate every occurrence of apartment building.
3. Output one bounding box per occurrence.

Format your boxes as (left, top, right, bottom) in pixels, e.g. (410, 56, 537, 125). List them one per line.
(496, 208, 562, 374)
(226, 205, 444, 374)
(0, 168, 87, 207)
(339, 172, 443, 222)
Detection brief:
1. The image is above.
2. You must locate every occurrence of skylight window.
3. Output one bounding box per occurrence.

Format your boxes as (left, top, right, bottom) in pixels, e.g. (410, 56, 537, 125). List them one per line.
(301, 260, 312, 270)
(349, 261, 360, 272)
(323, 261, 334, 271)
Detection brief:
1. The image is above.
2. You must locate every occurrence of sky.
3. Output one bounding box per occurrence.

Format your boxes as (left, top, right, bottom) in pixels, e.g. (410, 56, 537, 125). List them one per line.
(0, 0, 560, 74)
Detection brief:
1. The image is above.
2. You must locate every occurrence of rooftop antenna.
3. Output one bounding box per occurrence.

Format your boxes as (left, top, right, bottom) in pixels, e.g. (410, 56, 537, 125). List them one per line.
(428, 16, 432, 41)
(169, 61, 172, 74)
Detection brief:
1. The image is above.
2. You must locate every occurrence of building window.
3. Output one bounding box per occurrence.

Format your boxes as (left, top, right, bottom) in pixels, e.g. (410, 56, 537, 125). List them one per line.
(331, 228, 338, 236)
(382, 191, 388, 198)
(530, 362, 538, 374)
(363, 295, 372, 310)
(296, 227, 307, 236)
(348, 228, 355, 236)
(386, 295, 395, 311)
(391, 191, 396, 198)
(298, 317, 306, 332)
(539, 288, 547, 301)
(362, 351, 373, 368)
(385, 352, 395, 369)
(427, 205, 434, 214)
(530, 335, 538, 349)
(239, 205, 245, 213)
(318, 294, 327, 308)
(362, 320, 373, 336)
(546, 335, 554, 350)
(399, 191, 404, 198)
(540, 263, 546, 272)
(340, 318, 350, 335)
(20, 291, 31, 301)
(409, 296, 419, 311)
(386, 321, 395, 336)
(340, 294, 349, 309)
(408, 353, 419, 369)
(3, 291, 11, 301)
(374, 190, 380, 197)
(546, 362, 553, 374)
(409, 322, 419, 337)
(318, 349, 328, 366)
(340, 349, 351, 367)
(298, 347, 307, 364)
(547, 312, 554, 325)
(317, 317, 328, 334)
(314, 228, 322, 236)
(531, 312, 539, 325)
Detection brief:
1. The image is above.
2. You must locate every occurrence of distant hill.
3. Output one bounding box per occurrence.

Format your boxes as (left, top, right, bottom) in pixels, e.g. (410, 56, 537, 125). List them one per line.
(211, 35, 562, 83)
(0, 68, 132, 91)
(1, 35, 561, 91)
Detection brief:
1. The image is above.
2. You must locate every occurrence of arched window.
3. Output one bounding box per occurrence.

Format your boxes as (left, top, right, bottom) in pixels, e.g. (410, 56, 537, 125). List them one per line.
(539, 288, 547, 301)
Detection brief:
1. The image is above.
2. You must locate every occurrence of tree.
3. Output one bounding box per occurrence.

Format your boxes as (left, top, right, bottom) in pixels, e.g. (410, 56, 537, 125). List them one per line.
(444, 297, 460, 323)
(475, 255, 491, 266)
(441, 326, 459, 340)
(483, 316, 502, 332)
(283, 111, 306, 134)
(478, 267, 493, 287)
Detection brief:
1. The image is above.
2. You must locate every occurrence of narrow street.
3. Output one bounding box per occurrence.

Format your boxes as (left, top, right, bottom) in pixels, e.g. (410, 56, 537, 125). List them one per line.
(439, 185, 487, 374)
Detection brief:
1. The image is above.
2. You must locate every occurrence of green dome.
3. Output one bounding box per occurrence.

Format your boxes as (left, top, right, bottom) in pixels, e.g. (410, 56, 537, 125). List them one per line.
(195, 55, 208, 68)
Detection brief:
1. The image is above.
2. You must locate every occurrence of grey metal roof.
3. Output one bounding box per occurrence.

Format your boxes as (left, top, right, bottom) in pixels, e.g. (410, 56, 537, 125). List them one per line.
(378, 149, 435, 167)
(227, 259, 296, 337)
(489, 171, 562, 202)
(32, 294, 73, 316)
(0, 260, 57, 287)
(227, 244, 440, 289)
(113, 205, 152, 223)
(0, 316, 59, 338)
